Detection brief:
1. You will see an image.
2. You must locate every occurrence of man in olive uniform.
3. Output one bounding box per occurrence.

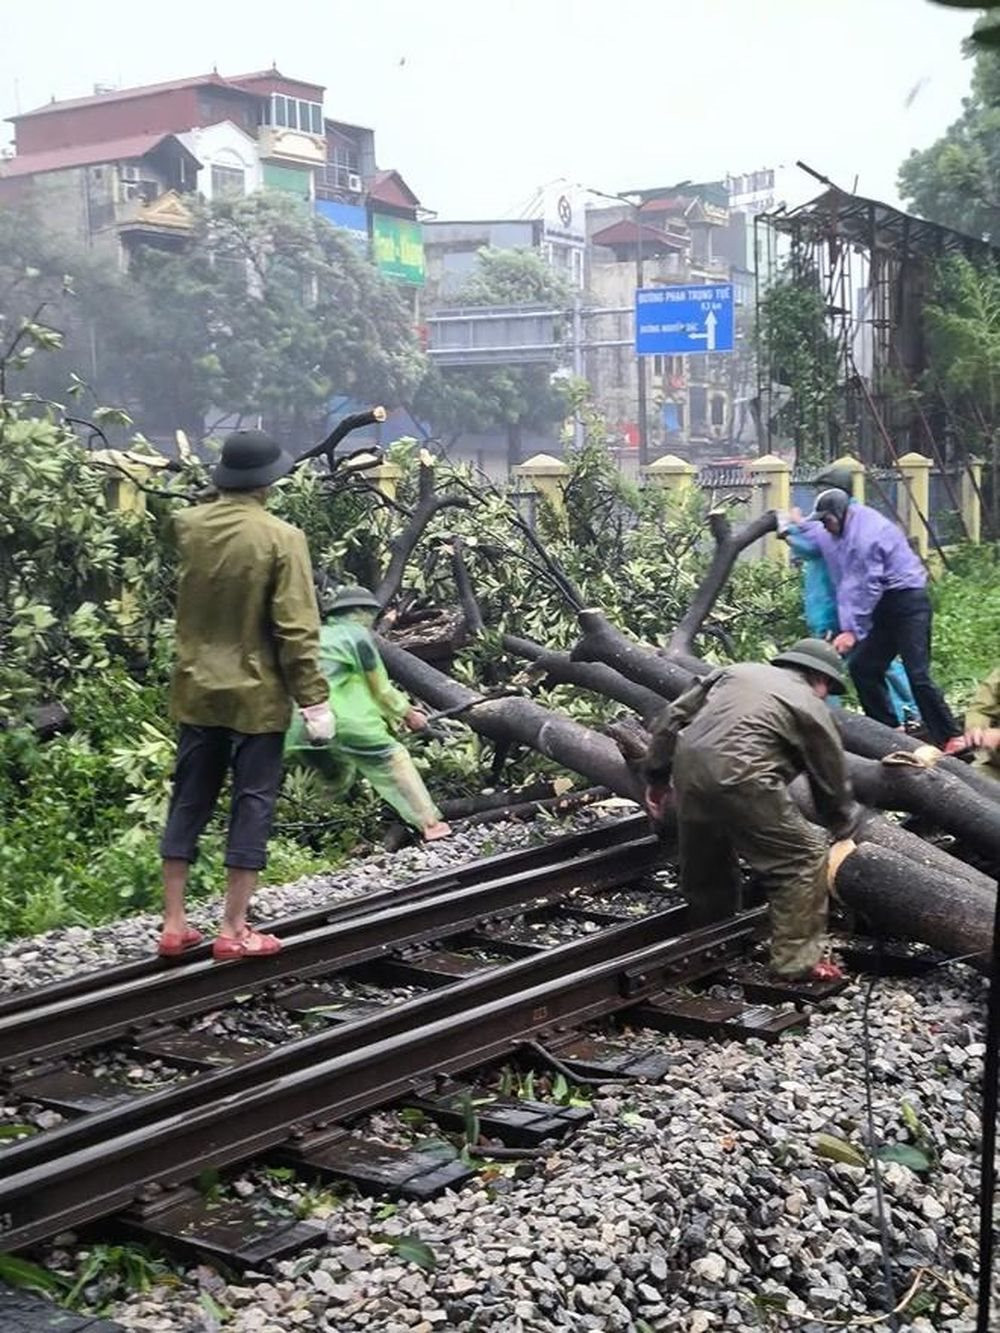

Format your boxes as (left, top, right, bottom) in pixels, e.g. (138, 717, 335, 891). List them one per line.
(642, 639, 857, 981)
(961, 667, 1000, 778)
(160, 430, 333, 962)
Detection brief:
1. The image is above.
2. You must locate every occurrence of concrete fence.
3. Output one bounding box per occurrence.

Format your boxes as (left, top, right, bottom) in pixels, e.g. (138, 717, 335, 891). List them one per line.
(509, 451, 985, 564)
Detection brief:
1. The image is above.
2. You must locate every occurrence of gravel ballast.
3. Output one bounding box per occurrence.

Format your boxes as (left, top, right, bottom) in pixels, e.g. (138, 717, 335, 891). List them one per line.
(2, 812, 992, 1331)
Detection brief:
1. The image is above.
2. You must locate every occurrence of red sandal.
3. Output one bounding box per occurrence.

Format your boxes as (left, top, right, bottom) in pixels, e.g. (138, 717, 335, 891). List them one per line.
(157, 927, 204, 958)
(786, 959, 845, 983)
(212, 928, 282, 962)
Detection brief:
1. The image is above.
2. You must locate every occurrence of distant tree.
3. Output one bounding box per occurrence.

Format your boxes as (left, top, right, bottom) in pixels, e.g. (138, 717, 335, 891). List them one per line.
(0, 193, 427, 445)
(925, 254, 1000, 532)
(124, 193, 427, 443)
(0, 201, 132, 411)
(755, 263, 840, 465)
(414, 248, 571, 472)
(898, 9, 1000, 240)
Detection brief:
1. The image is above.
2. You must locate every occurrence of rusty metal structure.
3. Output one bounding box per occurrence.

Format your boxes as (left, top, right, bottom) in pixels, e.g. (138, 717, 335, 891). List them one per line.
(754, 186, 1000, 466)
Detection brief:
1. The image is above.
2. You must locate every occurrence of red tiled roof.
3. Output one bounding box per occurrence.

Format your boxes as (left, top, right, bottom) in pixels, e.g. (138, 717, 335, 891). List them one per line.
(0, 132, 200, 179)
(13, 73, 228, 120)
(639, 196, 692, 214)
(368, 169, 421, 209)
(590, 220, 686, 250)
(11, 68, 324, 122)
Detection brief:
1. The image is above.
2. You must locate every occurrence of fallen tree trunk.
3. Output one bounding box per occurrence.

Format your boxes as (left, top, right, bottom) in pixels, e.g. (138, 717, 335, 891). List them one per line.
(834, 712, 1000, 805)
(503, 635, 665, 724)
(378, 638, 643, 802)
(382, 636, 999, 961)
(575, 614, 1000, 856)
(835, 843, 994, 970)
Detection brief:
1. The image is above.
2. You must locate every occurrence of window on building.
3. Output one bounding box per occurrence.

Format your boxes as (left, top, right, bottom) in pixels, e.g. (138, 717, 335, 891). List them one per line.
(653, 355, 664, 376)
(261, 94, 322, 132)
(710, 395, 726, 426)
(690, 386, 707, 426)
(614, 348, 626, 387)
(324, 140, 360, 189)
(211, 165, 246, 198)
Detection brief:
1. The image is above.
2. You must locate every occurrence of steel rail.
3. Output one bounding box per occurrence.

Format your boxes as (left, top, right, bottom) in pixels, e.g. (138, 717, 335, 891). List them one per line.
(0, 815, 648, 1022)
(4, 902, 693, 1174)
(0, 833, 660, 1067)
(0, 908, 762, 1250)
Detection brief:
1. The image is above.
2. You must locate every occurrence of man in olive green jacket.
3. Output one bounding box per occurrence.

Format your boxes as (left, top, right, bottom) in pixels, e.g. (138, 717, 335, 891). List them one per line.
(160, 430, 332, 962)
(959, 666, 1000, 778)
(643, 639, 857, 981)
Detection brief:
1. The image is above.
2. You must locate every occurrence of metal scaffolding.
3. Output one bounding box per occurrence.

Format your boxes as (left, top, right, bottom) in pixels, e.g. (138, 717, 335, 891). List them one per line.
(755, 186, 1000, 465)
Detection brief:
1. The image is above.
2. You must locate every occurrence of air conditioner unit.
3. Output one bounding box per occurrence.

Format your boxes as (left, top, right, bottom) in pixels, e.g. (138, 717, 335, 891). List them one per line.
(347, 173, 362, 193)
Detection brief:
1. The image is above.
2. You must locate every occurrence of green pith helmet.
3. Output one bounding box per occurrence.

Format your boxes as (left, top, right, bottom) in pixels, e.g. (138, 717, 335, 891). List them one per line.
(771, 637, 846, 694)
(813, 463, 856, 496)
(325, 584, 381, 615)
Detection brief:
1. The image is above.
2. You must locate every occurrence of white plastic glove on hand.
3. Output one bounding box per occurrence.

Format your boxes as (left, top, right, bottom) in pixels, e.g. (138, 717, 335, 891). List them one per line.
(301, 702, 335, 744)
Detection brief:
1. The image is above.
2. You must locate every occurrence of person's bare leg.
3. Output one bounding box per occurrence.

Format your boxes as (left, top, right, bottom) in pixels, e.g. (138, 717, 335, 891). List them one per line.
(162, 859, 191, 935)
(219, 867, 258, 939)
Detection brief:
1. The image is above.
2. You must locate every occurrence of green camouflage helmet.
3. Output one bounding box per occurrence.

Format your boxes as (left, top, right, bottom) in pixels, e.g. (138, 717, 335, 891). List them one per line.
(771, 637, 846, 695)
(325, 584, 381, 615)
(813, 463, 857, 496)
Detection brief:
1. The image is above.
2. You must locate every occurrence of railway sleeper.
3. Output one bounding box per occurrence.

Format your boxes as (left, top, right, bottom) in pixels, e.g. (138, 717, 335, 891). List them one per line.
(117, 1187, 324, 1271)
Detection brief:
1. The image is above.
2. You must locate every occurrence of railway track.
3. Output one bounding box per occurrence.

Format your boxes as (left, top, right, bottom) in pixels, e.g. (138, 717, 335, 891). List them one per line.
(0, 819, 845, 1266)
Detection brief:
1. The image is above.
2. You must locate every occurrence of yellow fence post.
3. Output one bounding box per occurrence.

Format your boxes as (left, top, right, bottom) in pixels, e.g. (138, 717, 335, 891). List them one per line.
(641, 454, 698, 494)
(960, 458, 983, 545)
(750, 454, 792, 563)
(366, 459, 405, 502)
(896, 452, 933, 560)
(514, 453, 570, 522)
(91, 449, 168, 638)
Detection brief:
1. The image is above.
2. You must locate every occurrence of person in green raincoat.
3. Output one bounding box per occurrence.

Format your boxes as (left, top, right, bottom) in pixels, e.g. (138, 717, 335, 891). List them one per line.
(286, 585, 452, 840)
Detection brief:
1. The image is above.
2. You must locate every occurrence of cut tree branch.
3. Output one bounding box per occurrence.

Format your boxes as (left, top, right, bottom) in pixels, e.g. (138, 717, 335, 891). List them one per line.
(666, 509, 778, 659)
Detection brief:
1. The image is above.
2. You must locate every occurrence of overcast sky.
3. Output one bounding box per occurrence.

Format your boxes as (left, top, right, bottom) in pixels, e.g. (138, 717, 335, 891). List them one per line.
(0, 0, 977, 218)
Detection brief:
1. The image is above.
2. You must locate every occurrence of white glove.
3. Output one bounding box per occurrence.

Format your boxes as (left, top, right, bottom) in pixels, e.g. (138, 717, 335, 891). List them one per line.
(300, 702, 335, 744)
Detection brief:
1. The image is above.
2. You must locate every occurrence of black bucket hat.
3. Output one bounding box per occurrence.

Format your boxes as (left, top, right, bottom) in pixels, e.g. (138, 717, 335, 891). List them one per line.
(212, 430, 295, 491)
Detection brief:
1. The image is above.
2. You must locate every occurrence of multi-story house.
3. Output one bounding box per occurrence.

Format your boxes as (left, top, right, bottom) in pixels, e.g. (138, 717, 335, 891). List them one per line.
(0, 69, 425, 293)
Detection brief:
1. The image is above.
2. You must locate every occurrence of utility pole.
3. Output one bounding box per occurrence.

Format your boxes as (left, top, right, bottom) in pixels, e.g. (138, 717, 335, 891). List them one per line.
(582, 180, 691, 468)
(634, 200, 648, 466)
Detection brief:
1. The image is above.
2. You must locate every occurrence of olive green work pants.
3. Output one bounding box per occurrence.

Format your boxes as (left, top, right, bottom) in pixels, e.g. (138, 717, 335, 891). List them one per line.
(674, 777, 829, 977)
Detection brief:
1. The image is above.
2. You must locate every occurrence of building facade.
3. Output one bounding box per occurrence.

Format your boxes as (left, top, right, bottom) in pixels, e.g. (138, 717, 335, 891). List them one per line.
(0, 68, 426, 295)
(583, 184, 750, 458)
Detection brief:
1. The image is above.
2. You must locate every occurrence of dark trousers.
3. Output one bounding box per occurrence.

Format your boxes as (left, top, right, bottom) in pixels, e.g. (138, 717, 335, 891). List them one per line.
(848, 587, 959, 747)
(160, 726, 284, 870)
(675, 778, 828, 977)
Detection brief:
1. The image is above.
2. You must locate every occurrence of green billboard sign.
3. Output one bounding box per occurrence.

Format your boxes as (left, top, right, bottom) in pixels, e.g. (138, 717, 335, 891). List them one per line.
(372, 214, 425, 285)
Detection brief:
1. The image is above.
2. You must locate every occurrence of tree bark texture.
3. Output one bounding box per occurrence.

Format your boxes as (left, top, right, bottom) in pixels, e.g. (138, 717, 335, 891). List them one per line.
(835, 843, 994, 970)
(503, 635, 666, 724)
(377, 638, 643, 802)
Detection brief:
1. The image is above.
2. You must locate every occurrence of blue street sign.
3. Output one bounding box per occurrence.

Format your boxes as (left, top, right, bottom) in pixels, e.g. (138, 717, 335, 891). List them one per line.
(635, 283, 734, 356)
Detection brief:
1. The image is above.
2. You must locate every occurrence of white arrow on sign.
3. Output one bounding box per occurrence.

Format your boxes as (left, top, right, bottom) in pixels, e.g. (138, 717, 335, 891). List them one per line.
(688, 310, 718, 351)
